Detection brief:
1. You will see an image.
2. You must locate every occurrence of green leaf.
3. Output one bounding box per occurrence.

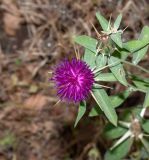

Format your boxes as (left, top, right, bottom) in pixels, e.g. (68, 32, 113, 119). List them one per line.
(96, 54, 107, 69)
(83, 49, 107, 70)
(104, 123, 127, 140)
(120, 50, 131, 60)
(140, 147, 149, 159)
(142, 120, 149, 134)
(110, 89, 131, 108)
(143, 89, 149, 108)
(104, 138, 133, 160)
(111, 130, 131, 150)
(89, 89, 131, 117)
(91, 88, 117, 126)
(108, 56, 128, 86)
(112, 48, 130, 60)
(132, 46, 148, 65)
(131, 75, 149, 92)
(74, 35, 97, 53)
(95, 73, 117, 82)
(74, 101, 86, 127)
(83, 49, 96, 69)
(132, 26, 149, 64)
(123, 40, 149, 53)
(89, 105, 102, 117)
(114, 14, 122, 30)
(96, 12, 109, 31)
(140, 137, 149, 153)
(139, 26, 149, 41)
(110, 33, 123, 48)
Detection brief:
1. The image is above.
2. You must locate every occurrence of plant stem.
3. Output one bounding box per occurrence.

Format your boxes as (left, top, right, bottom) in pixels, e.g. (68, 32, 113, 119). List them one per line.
(122, 60, 149, 74)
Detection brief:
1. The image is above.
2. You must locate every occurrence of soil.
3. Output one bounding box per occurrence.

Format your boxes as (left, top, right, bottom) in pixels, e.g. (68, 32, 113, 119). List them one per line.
(0, 0, 149, 160)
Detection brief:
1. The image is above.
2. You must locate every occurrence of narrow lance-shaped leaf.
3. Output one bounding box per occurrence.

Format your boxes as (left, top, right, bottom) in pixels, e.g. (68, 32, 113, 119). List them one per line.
(140, 136, 149, 153)
(89, 89, 131, 117)
(114, 14, 122, 30)
(132, 46, 148, 65)
(110, 89, 131, 108)
(104, 137, 133, 160)
(74, 35, 98, 53)
(131, 75, 149, 92)
(110, 33, 123, 48)
(139, 26, 149, 41)
(95, 73, 117, 82)
(91, 88, 117, 126)
(74, 101, 86, 127)
(89, 90, 130, 117)
(104, 123, 127, 140)
(140, 88, 149, 118)
(120, 50, 131, 60)
(83, 48, 96, 69)
(142, 120, 149, 134)
(96, 12, 109, 31)
(89, 105, 102, 117)
(143, 89, 149, 108)
(132, 26, 149, 64)
(108, 56, 128, 86)
(123, 40, 149, 53)
(96, 54, 107, 69)
(110, 130, 131, 150)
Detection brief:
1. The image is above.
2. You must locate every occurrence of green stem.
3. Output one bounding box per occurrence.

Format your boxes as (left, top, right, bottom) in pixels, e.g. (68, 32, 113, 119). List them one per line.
(121, 60, 149, 74)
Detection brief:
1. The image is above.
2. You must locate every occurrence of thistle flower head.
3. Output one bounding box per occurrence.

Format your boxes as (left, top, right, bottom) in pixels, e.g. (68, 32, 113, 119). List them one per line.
(52, 58, 94, 103)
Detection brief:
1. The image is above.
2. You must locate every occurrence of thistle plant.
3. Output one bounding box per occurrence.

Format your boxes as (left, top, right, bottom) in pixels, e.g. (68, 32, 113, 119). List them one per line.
(51, 12, 149, 159)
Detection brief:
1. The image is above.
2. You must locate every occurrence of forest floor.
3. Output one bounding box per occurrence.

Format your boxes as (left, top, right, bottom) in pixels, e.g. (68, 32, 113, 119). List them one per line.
(0, 0, 149, 160)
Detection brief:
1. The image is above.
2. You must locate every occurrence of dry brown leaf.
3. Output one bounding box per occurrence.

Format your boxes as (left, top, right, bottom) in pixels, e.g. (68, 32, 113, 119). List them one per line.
(3, 13, 22, 36)
(24, 94, 48, 110)
(2, 0, 22, 36)
(2, 0, 21, 16)
(2, 0, 14, 6)
(29, 154, 38, 160)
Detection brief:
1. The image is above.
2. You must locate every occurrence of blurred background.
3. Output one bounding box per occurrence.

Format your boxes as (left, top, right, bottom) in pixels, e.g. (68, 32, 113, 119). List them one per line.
(0, 0, 149, 159)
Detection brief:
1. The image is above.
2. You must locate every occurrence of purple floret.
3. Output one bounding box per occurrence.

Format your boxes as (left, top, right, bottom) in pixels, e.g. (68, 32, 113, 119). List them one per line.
(52, 58, 94, 103)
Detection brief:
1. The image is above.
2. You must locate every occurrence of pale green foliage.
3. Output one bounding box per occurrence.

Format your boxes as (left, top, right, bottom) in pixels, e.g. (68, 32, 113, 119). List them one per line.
(74, 12, 149, 159)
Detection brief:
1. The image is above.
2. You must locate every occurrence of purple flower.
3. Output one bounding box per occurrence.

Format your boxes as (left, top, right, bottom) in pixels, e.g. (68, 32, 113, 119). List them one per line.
(52, 58, 94, 103)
